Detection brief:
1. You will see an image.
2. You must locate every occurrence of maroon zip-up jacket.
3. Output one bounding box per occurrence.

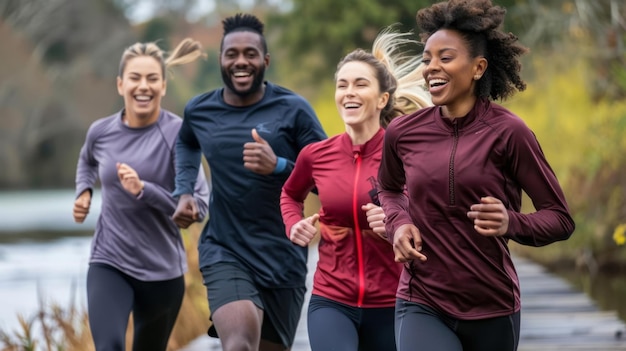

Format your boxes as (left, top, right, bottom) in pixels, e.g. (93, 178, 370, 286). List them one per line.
(282, 128, 402, 308)
(378, 98, 575, 319)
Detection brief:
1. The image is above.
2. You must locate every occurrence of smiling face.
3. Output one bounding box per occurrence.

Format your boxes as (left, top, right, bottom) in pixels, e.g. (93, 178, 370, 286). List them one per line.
(116, 55, 165, 123)
(422, 29, 487, 118)
(335, 61, 389, 130)
(220, 30, 269, 105)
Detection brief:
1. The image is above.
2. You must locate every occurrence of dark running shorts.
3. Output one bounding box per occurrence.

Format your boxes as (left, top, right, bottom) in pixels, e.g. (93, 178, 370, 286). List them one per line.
(201, 261, 306, 348)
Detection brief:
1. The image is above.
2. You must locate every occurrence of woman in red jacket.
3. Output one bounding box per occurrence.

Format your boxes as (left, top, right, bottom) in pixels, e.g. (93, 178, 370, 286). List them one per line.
(378, 1, 575, 350)
(281, 28, 431, 351)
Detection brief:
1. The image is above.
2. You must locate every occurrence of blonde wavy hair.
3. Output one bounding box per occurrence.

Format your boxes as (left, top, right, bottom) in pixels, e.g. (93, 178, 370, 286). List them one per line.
(336, 26, 432, 127)
(118, 38, 207, 78)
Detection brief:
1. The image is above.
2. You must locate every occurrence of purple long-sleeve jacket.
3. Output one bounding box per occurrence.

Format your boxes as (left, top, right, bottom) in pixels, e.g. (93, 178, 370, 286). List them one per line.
(378, 98, 574, 319)
(75, 109, 209, 281)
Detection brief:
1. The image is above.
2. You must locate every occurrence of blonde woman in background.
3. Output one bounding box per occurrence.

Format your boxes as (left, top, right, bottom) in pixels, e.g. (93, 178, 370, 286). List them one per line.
(73, 38, 209, 351)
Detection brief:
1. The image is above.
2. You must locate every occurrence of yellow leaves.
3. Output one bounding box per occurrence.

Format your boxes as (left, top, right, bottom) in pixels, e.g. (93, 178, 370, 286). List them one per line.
(504, 58, 588, 180)
(614, 223, 626, 246)
(504, 54, 626, 183)
(312, 80, 346, 137)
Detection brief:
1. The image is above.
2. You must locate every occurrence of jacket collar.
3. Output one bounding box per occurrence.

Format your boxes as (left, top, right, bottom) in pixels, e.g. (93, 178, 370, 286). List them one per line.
(340, 127, 385, 158)
(434, 98, 490, 132)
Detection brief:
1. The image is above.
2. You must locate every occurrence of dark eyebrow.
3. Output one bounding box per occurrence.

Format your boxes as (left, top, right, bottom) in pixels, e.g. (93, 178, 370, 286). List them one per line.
(224, 46, 261, 54)
(423, 47, 457, 55)
(337, 77, 371, 83)
(126, 72, 160, 78)
(128, 72, 158, 75)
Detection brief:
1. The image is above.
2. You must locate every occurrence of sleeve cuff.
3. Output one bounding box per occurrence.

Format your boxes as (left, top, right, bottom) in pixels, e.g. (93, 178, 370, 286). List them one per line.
(272, 157, 288, 174)
(135, 181, 145, 199)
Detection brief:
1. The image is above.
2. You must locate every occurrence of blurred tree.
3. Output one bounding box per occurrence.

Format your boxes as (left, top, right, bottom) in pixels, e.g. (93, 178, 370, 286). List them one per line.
(265, 0, 624, 100)
(194, 51, 222, 92)
(0, 0, 133, 74)
(266, 0, 432, 84)
(140, 17, 174, 50)
(503, 0, 625, 99)
(0, 0, 136, 189)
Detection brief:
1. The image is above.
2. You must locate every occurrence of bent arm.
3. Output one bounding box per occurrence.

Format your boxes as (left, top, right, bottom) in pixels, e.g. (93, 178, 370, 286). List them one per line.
(192, 165, 209, 222)
(280, 147, 315, 237)
(173, 114, 202, 198)
(377, 128, 411, 244)
(505, 124, 575, 246)
(75, 128, 99, 198)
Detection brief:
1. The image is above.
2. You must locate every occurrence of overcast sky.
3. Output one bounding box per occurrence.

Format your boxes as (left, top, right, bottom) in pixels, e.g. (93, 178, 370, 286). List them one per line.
(124, 0, 287, 24)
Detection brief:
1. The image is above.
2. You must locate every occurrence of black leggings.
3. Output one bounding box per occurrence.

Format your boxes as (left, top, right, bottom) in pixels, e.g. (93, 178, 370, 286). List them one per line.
(307, 295, 396, 351)
(395, 299, 520, 351)
(87, 263, 185, 351)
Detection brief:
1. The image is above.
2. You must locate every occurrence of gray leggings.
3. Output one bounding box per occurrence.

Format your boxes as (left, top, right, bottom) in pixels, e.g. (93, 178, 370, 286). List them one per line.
(395, 299, 520, 351)
(87, 263, 185, 351)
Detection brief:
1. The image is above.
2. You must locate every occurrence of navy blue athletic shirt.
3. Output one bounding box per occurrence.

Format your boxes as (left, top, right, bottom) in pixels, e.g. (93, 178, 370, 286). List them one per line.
(174, 82, 327, 288)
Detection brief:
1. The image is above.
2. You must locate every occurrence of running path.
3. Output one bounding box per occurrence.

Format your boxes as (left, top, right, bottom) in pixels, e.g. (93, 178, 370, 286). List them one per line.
(514, 255, 626, 350)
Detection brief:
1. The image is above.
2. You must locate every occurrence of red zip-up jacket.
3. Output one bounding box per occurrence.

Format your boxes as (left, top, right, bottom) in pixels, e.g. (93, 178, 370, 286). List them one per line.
(378, 98, 575, 319)
(281, 128, 401, 308)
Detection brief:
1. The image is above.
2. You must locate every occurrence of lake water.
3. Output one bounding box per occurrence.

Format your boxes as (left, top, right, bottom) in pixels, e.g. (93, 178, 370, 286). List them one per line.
(0, 189, 99, 332)
(0, 236, 91, 332)
(0, 189, 101, 234)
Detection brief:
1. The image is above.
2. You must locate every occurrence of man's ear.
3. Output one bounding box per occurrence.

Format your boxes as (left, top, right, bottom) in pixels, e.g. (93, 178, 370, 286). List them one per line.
(264, 53, 270, 69)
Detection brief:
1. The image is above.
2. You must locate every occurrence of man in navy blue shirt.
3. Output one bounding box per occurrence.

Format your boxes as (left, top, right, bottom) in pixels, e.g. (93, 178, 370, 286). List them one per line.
(172, 13, 326, 351)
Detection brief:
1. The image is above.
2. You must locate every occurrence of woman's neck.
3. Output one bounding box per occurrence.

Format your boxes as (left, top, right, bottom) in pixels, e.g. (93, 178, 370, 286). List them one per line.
(441, 96, 477, 119)
(123, 109, 160, 128)
(345, 120, 380, 145)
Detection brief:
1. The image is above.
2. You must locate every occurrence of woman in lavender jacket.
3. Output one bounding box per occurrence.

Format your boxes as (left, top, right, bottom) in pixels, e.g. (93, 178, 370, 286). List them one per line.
(73, 38, 209, 351)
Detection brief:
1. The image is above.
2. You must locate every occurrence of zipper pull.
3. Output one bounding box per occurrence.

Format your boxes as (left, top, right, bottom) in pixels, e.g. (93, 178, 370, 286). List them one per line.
(353, 152, 360, 164)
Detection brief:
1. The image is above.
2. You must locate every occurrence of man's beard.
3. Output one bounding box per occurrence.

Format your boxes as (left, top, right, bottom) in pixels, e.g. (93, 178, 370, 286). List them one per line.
(221, 66, 266, 98)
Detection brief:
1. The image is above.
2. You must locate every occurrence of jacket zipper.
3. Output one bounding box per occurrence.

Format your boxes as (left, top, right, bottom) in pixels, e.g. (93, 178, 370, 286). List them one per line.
(448, 121, 459, 205)
(352, 151, 365, 306)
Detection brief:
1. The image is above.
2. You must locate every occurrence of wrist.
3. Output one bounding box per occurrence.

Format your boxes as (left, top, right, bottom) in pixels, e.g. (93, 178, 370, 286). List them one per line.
(136, 181, 145, 198)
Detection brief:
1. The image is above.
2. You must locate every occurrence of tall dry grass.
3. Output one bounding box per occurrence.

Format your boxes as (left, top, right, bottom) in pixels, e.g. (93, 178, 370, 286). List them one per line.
(0, 223, 209, 351)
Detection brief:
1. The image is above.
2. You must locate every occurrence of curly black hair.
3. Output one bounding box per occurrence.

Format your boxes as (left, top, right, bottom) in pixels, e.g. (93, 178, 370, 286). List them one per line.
(416, 0, 528, 101)
(220, 13, 268, 54)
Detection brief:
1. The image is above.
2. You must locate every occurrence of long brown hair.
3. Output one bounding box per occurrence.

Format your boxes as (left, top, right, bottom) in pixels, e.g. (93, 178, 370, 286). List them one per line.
(336, 26, 432, 128)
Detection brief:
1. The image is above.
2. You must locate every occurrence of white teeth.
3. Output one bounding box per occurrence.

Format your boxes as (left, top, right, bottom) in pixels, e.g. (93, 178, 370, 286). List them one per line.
(344, 103, 360, 109)
(233, 72, 250, 77)
(429, 79, 447, 87)
(135, 95, 151, 101)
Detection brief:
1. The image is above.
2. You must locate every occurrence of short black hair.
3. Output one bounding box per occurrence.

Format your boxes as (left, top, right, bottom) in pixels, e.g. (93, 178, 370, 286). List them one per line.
(223, 13, 264, 36)
(220, 13, 268, 54)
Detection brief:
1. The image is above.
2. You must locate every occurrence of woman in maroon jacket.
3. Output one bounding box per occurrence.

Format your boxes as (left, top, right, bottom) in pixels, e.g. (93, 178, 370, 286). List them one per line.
(378, 1, 576, 351)
(281, 28, 431, 351)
